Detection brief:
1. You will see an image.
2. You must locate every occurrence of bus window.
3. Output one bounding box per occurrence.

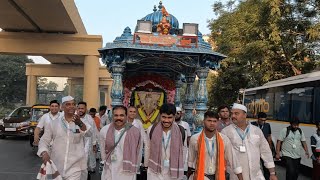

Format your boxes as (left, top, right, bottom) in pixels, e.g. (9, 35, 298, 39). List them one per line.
(314, 87, 320, 124)
(244, 95, 255, 118)
(289, 87, 313, 124)
(274, 91, 290, 121)
(264, 93, 274, 119)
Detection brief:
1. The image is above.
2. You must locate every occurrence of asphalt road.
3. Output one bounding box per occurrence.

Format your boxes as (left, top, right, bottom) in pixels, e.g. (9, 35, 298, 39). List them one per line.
(0, 136, 312, 180)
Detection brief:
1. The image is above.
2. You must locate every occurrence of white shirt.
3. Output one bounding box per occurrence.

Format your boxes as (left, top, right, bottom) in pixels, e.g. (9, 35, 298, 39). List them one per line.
(37, 112, 61, 130)
(177, 120, 191, 171)
(38, 114, 92, 178)
(98, 113, 111, 128)
(131, 118, 148, 153)
(81, 114, 99, 170)
(177, 120, 192, 138)
(188, 132, 242, 179)
(221, 123, 275, 180)
(146, 130, 175, 180)
(100, 124, 138, 180)
(145, 123, 185, 180)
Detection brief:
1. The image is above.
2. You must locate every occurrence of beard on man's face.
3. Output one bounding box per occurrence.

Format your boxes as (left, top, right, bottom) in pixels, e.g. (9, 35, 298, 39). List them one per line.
(204, 126, 215, 132)
(78, 111, 85, 116)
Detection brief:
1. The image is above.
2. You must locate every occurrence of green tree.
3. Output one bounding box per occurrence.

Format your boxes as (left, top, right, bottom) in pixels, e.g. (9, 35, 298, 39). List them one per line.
(207, 0, 320, 108)
(0, 55, 33, 107)
(62, 83, 83, 103)
(37, 77, 58, 90)
(37, 77, 59, 104)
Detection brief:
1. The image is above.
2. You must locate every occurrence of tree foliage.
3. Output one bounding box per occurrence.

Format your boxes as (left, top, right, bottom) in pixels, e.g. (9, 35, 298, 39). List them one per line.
(38, 77, 58, 91)
(207, 0, 320, 108)
(0, 55, 33, 107)
(62, 84, 83, 103)
(37, 77, 61, 104)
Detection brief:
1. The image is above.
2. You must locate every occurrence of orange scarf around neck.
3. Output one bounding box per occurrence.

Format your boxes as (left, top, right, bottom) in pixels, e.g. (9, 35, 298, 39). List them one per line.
(194, 130, 225, 180)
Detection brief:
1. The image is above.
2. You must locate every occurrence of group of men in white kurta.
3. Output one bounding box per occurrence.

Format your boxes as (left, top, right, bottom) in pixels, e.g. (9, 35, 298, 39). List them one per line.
(36, 95, 278, 180)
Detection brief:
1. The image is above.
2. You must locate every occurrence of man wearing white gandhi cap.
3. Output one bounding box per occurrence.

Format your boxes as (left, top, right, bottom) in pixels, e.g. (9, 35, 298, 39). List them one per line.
(38, 96, 92, 180)
(232, 103, 247, 113)
(221, 103, 278, 180)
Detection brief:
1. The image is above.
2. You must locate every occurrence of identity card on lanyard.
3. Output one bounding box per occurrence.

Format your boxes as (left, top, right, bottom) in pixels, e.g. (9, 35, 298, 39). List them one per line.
(205, 137, 215, 174)
(235, 125, 250, 153)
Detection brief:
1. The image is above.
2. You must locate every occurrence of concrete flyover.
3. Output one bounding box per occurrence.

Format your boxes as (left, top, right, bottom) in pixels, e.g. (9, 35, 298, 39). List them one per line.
(0, 0, 110, 108)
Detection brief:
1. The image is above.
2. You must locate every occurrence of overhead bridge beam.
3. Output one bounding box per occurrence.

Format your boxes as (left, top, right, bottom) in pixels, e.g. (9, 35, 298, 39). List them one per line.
(0, 32, 102, 56)
(26, 63, 112, 80)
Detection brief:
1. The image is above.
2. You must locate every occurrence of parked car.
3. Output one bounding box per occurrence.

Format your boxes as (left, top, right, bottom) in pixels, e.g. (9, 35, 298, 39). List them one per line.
(0, 106, 31, 138)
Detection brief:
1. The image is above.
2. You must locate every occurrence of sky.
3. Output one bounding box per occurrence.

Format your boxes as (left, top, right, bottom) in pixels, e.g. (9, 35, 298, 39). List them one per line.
(30, 0, 221, 88)
(32, 0, 220, 63)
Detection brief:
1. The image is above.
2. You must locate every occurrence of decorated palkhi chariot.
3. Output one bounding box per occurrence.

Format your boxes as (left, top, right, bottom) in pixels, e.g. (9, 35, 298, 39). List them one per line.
(99, 1, 226, 133)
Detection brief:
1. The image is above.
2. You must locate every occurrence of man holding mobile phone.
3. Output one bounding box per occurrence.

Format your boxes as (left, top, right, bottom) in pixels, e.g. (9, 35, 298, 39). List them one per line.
(38, 96, 92, 180)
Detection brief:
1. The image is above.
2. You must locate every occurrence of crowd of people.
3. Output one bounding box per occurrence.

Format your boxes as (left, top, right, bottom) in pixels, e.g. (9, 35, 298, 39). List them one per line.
(34, 95, 320, 180)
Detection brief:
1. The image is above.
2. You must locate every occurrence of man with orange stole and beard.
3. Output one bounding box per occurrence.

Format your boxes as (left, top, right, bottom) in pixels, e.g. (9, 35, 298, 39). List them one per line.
(188, 111, 243, 180)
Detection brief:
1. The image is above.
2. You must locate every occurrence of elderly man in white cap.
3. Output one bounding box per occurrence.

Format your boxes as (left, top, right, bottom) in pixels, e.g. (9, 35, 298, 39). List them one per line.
(38, 96, 92, 180)
(221, 103, 277, 180)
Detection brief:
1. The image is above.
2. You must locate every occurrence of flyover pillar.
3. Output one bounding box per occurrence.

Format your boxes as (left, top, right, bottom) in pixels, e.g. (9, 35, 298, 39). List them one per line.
(83, 56, 99, 108)
(26, 75, 37, 106)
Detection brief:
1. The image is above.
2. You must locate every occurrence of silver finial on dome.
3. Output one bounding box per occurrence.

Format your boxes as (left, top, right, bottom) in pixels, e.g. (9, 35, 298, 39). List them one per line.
(153, 5, 157, 12)
(158, 1, 163, 11)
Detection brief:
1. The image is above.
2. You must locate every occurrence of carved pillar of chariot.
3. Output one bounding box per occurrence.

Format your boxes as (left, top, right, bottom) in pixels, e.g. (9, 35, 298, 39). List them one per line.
(110, 63, 125, 106)
(183, 73, 196, 133)
(193, 67, 209, 134)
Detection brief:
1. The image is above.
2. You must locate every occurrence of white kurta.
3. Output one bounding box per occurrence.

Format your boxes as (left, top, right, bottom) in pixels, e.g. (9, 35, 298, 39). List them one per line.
(100, 124, 138, 180)
(221, 123, 275, 180)
(38, 115, 92, 179)
(99, 113, 111, 128)
(177, 120, 191, 171)
(81, 114, 99, 171)
(132, 119, 148, 156)
(37, 112, 61, 130)
(145, 127, 183, 180)
(187, 132, 242, 180)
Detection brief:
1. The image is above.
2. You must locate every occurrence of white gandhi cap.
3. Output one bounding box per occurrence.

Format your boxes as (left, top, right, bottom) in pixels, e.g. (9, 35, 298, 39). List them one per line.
(62, 95, 74, 104)
(232, 103, 247, 113)
(176, 107, 182, 112)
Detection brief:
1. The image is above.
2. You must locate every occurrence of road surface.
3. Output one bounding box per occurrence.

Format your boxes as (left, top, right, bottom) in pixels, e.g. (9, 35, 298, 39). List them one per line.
(0, 136, 312, 180)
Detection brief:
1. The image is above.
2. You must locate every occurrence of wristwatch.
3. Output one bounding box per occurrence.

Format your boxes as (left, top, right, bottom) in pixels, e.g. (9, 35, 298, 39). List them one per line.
(77, 121, 84, 128)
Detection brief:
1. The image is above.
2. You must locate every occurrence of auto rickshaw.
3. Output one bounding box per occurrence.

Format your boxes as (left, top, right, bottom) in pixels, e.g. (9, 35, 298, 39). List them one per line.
(27, 104, 50, 151)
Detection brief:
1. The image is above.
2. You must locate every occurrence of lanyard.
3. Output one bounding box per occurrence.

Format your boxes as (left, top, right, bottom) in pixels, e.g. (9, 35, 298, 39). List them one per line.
(61, 118, 77, 133)
(114, 128, 126, 145)
(205, 137, 215, 158)
(162, 132, 172, 151)
(235, 125, 250, 141)
(257, 122, 264, 130)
